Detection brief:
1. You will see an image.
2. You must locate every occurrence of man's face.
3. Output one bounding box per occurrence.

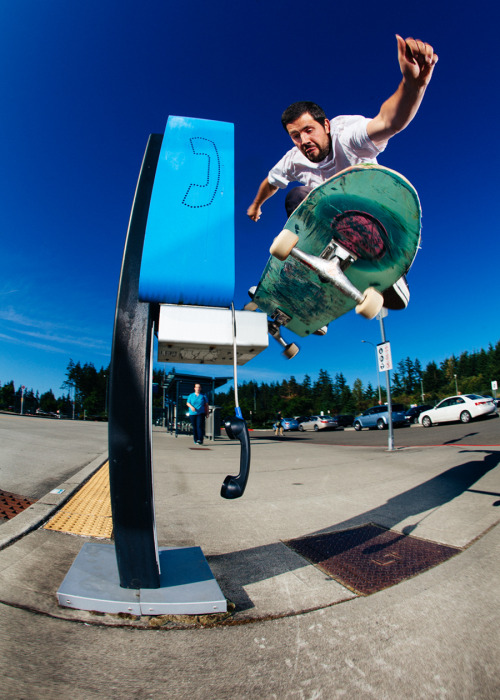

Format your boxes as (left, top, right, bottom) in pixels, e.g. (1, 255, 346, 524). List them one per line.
(286, 113, 331, 163)
(194, 384, 201, 393)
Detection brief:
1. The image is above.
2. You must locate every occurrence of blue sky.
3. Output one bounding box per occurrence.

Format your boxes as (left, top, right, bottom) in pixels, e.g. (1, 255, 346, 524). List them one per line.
(1, 0, 498, 397)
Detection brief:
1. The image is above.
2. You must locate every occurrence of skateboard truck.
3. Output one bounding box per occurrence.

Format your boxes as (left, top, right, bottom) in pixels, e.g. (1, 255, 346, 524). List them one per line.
(319, 239, 356, 268)
(244, 288, 300, 358)
(268, 316, 300, 359)
(270, 230, 383, 319)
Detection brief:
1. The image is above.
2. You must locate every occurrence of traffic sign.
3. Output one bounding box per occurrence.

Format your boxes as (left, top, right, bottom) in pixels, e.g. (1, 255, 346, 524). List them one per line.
(377, 342, 393, 372)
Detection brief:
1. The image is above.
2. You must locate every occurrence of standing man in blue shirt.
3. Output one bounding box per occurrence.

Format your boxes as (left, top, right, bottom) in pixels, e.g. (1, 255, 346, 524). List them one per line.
(186, 383, 209, 445)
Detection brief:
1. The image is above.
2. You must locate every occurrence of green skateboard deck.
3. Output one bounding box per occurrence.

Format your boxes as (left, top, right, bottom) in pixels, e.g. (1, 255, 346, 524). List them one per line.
(252, 164, 421, 338)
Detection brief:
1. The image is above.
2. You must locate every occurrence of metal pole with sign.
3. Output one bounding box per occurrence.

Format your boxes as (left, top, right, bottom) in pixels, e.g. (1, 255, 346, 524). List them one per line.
(377, 311, 394, 451)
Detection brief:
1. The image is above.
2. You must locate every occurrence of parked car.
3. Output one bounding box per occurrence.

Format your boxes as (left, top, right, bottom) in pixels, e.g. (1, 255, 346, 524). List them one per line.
(298, 415, 338, 431)
(353, 404, 408, 430)
(419, 394, 497, 427)
(332, 414, 354, 428)
(281, 417, 299, 431)
(405, 404, 434, 424)
(35, 408, 59, 419)
(483, 396, 500, 409)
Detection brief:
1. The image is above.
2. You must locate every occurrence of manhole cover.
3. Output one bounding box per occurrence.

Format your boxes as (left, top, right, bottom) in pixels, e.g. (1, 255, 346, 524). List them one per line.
(0, 489, 36, 520)
(284, 523, 461, 595)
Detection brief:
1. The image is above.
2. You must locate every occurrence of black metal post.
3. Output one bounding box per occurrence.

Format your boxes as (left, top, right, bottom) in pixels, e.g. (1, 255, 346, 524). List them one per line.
(108, 134, 163, 589)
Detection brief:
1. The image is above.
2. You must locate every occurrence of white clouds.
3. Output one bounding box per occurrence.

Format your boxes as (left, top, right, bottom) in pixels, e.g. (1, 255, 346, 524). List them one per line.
(0, 307, 109, 355)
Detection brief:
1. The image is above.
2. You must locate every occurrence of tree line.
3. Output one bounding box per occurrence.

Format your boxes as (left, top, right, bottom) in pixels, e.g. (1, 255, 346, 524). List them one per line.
(1, 340, 499, 422)
(212, 340, 500, 426)
(0, 360, 109, 419)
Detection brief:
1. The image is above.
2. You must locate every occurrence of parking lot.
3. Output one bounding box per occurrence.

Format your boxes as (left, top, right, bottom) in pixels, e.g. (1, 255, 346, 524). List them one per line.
(260, 413, 499, 448)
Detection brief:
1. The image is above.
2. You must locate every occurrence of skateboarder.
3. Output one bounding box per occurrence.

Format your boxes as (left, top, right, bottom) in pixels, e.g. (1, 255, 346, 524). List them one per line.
(247, 35, 438, 310)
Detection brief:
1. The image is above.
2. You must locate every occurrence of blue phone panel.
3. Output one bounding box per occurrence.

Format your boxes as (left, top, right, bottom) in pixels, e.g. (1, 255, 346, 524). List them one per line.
(139, 116, 234, 305)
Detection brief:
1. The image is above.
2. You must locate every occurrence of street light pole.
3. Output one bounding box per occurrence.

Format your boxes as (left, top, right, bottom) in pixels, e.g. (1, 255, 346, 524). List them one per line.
(454, 374, 459, 395)
(361, 340, 382, 404)
(378, 312, 394, 452)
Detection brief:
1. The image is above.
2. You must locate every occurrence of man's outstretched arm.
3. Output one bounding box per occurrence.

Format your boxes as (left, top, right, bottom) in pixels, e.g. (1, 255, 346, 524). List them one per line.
(247, 177, 278, 221)
(367, 35, 438, 146)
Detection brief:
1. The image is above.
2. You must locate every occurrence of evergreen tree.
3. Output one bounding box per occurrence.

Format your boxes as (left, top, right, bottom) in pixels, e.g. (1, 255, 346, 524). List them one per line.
(0, 380, 15, 409)
(392, 367, 404, 395)
(332, 372, 347, 409)
(364, 381, 374, 401)
(352, 378, 364, 411)
(313, 369, 333, 412)
(422, 360, 446, 399)
(40, 390, 58, 413)
(489, 340, 500, 381)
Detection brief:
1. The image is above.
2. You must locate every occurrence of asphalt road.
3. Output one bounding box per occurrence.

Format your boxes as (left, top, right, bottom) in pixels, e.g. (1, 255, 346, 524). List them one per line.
(260, 413, 500, 448)
(0, 413, 108, 499)
(0, 411, 498, 504)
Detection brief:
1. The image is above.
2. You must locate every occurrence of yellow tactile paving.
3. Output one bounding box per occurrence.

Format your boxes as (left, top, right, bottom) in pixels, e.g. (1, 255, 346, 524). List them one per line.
(44, 462, 113, 538)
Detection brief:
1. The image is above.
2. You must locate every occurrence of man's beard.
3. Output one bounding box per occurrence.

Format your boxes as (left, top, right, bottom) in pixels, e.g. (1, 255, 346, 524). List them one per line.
(304, 143, 331, 163)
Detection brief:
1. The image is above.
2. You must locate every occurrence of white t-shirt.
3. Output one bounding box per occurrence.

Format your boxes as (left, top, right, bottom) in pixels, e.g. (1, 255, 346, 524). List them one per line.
(267, 115, 387, 189)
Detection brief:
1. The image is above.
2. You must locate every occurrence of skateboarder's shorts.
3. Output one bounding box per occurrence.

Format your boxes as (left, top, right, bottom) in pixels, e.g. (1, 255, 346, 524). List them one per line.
(285, 186, 313, 217)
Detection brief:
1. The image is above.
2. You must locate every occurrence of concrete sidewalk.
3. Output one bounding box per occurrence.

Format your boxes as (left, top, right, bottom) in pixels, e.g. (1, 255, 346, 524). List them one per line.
(0, 429, 498, 698)
(0, 430, 498, 625)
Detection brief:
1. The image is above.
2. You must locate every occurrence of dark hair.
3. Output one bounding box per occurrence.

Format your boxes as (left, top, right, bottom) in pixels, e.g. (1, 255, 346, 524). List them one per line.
(281, 101, 328, 130)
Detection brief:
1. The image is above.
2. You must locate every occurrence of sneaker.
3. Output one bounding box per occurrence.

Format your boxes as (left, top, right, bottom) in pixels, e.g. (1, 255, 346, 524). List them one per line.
(248, 285, 257, 299)
(313, 325, 328, 336)
(382, 275, 409, 310)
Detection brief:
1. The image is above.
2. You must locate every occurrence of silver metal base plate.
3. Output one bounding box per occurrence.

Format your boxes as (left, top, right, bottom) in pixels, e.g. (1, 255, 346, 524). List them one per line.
(57, 542, 227, 615)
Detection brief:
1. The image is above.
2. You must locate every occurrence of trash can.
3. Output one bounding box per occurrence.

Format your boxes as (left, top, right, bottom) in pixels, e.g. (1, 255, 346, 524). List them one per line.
(205, 406, 221, 440)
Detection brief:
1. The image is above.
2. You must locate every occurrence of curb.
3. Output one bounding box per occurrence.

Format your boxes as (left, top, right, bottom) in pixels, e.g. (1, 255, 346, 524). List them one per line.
(0, 451, 109, 552)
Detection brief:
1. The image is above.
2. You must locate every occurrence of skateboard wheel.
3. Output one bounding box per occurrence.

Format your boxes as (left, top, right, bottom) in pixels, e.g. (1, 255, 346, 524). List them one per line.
(270, 229, 299, 261)
(283, 342, 299, 359)
(243, 301, 258, 311)
(355, 287, 383, 319)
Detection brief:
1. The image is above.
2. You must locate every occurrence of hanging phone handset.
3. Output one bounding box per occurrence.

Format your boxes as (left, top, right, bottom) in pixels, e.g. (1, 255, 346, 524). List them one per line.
(221, 413, 250, 498)
(221, 305, 251, 499)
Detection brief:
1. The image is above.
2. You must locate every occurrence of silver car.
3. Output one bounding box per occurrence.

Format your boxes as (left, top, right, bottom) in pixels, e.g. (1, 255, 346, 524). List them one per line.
(353, 404, 408, 430)
(298, 415, 338, 431)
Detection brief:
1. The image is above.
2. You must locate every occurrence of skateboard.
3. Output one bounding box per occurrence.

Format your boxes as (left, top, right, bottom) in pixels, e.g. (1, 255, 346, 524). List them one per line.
(247, 164, 421, 357)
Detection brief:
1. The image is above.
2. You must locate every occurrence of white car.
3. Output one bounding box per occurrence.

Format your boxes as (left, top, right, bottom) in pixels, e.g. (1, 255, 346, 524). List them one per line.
(419, 394, 496, 427)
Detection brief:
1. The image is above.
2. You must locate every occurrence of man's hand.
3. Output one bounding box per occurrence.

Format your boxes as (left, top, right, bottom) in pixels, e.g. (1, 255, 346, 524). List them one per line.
(368, 35, 439, 144)
(247, 203, 262, 221)
(247, 177, 278, 222)
(396, 34, 438, 88)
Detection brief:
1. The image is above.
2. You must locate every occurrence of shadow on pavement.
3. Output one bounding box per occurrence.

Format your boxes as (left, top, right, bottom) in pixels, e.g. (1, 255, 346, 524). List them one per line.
(208, 449, 500, 611)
